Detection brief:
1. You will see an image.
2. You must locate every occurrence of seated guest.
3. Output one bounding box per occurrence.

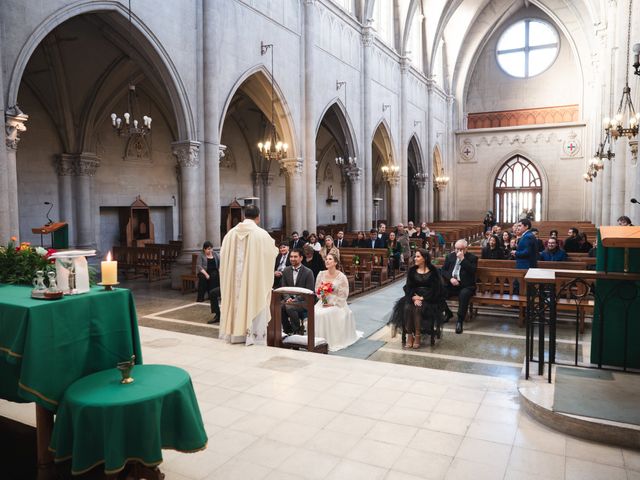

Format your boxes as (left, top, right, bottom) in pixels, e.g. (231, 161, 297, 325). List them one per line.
(280, 248, 315, 335)
(411, 225, 427, 248)
(420, 222, 432, 240)
(289, 231, 303, 250)
(480, 230, 492, 248)
(388, 248, 444, 348)
(319, 235, 340, 262)
(306, 233, 322, 251)
(500, 230, 512, 249)
(441, 239, 478, 334)
(396, 224, 411, 267)
(508, 237, 518, 255)
(406, 221, 417, 237)
(564, 227, 581, 252)
(335, 230, 349, 248)
(481, 234, 506, 259)
(354, 231, 367, 248)
(314, 253, 361, 351)
(273, 242, 291, 288)
(483, 211, 496, 233)
(302, 244, 323, 279)
(301, 230, 310, 243)
(317, 230, 326, 246)
(530, 228, 545, 254)
(618, 215, 633, 226)
(577, 233, 593, 253)
(387, 231, 402, 271)
(539, 237, 567, 261)
(196, 241, 221, 323)
(545, 229, 564, 249)
(377, 223, 388, 247)
(492, 225, 503, 237)
(368, 229, 385, 248)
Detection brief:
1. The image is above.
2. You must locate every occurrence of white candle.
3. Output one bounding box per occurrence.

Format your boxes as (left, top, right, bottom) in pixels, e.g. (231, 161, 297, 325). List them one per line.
(101, 251, 118, 285)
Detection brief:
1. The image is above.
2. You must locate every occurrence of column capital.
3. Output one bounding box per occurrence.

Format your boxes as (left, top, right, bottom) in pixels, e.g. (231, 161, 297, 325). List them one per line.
(362, 24, 375, 47)
(279, 157, 303, 178)
(5, 105, 28, 151)
(399, 56, 411, 73)
(55, 154, 78, 176)
(218, 144, 227, 160)
(413, 173, 428, 189)
(253, 171, 274, 186)
(76, 153, 100, 176)
(345, 165, 362, 184)
(172, 140, 201, 167)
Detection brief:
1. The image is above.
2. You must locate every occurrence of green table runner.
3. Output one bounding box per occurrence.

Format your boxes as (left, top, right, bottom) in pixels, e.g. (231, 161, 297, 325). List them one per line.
(50, 364, 208, 475)
(0, 284, 142, 410)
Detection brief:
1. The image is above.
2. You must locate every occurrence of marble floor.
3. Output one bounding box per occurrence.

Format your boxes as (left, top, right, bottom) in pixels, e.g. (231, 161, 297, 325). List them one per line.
(2, 280, 638, 479)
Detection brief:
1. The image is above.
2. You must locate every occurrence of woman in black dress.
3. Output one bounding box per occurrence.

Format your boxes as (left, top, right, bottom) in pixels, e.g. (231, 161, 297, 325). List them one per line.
(196, 241, 220, 322)
(388, 248, 444, 348)
(302, 243, 324, 280)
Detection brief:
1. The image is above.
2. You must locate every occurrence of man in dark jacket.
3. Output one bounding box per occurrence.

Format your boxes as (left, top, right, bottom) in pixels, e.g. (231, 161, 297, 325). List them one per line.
(441, 239, 478, 334)
(512, 219, 538, 269)
(564, 227, 581, 253)
(279, 248, 315, 334)
(539, 237, 568, 261)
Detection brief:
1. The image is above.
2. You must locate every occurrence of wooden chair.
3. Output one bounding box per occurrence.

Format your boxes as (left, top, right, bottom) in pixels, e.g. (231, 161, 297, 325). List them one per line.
(180, 254, 198, 294)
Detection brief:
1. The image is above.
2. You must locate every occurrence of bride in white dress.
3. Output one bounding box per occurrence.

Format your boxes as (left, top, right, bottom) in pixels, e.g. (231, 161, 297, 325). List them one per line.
(314, 253, 362, 351)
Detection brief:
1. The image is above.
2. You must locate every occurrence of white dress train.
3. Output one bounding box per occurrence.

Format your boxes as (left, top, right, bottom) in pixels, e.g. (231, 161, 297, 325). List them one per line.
(313, 270, 362, 352)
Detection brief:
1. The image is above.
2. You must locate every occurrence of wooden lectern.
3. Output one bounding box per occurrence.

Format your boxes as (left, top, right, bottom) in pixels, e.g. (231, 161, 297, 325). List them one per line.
(592, 226, 640, 368)
(31, 222, 68, 249)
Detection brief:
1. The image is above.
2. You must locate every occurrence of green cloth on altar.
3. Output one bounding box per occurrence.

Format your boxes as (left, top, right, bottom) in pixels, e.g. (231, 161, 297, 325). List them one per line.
(50, 364, 208, 475)
(591, 231, 640, 368)
(0, 284, 142, 410)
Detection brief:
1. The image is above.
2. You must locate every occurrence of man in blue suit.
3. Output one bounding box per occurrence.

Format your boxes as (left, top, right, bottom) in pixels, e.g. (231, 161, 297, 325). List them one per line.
(512, 218, 538, 269)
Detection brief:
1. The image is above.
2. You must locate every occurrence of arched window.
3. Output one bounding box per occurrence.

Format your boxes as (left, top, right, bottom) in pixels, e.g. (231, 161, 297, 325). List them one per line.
(408, 9, 424, 70)
(494, 156, 542, 223)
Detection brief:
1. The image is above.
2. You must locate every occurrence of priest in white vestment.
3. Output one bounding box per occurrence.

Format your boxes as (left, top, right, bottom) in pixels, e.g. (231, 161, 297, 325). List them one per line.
(219, 204, 278, 345)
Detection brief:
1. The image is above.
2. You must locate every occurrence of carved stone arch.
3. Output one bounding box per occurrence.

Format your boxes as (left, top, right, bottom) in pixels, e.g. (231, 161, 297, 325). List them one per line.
(315, 98, 359, 161)
(408, 134, 425, 174)
(371, 118, 397, 165)
(432, 143, 444, 176)
(7, 1, 195, 141)
(219, 66, 298, 158)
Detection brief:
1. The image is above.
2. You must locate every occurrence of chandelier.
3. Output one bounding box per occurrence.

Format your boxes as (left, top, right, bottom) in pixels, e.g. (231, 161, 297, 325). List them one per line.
(435, 175, 450, 190)
(381, 164, 400, 183)
(604, 0, 639, 141)
(257, 42, 288, 161)
(109, 0, 151, 137)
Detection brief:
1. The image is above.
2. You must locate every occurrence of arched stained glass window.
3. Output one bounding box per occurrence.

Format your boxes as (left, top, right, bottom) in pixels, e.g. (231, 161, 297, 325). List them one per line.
(494, 156, 542, 223)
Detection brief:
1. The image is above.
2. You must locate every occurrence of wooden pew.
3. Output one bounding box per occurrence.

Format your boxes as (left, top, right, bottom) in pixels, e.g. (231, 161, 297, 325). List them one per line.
(180, 253, 198, 294)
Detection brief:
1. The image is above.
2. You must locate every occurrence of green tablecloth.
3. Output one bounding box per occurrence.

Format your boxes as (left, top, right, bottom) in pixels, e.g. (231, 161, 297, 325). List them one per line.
(50, 364, 208, 475)
(0, 284, 142, 410)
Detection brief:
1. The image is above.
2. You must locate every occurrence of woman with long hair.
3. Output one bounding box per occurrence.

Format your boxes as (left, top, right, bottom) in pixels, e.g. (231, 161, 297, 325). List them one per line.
(481, 234, 507, 260)
(387, 231, 402, 272)
(388, 248, 444, 348)
(319, 235, 340, 262)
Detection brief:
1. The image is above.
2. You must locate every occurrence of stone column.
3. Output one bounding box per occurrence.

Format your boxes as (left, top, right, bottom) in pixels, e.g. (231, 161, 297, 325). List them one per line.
(75, 154, 100, 249)
(414, 175, 428, 223)
(204, 0, 221, 247)
(304, 0, 317, 231)
(399, 57, 410, 221)
(601, 159, 612, 226)
(387, 174, 401, 225)
(425, 81, 435, 222)
(345, 165, 363, 231)
(5, 106, 28, 239)
(253, 172, 273, 229)
(595, 172, 603, 226)
(611, 137, 627, 224)
(362, 24, 374, 227)
(55, 154, 77, 246)
(280, 158, 304, 234)
(172, 141, 202, 257)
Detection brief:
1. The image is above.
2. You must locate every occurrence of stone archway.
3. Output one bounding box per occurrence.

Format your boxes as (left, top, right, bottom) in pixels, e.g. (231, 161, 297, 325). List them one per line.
(315, 101, 361, 230)
(372, 120, 398, 227)
(9, 8, 195, 252)
(407, 135, 427, 223)
(219, 68, 298, 235)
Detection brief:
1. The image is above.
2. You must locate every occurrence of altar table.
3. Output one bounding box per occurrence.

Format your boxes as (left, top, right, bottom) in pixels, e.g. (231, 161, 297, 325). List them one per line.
(0, 284, 143, 478)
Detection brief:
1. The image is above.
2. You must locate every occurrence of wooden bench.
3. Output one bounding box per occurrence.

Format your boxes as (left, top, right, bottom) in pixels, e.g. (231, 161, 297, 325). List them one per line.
(112, 246, 164, 281)
(180, 253, 198, 294)
(477, 259, 588, 270)
(268, 288, 328, 354)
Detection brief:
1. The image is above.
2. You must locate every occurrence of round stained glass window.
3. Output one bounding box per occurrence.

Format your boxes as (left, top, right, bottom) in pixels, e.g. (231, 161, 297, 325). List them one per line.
(496, 19, 559, 78)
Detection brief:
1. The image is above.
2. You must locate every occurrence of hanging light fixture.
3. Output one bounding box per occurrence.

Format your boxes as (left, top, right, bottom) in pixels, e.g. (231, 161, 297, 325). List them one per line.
(109, 0, 151, 137)
(604, 0, 639, 141)
(257, 42, 288, 161)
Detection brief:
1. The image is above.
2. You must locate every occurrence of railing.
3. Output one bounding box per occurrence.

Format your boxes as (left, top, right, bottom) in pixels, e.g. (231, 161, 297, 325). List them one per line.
(525, 269, 640, 383)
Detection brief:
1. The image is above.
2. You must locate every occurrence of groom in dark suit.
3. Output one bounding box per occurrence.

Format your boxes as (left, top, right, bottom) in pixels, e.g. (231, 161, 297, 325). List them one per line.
(441, 239, 478, 334)
(280, 248, 315, 334)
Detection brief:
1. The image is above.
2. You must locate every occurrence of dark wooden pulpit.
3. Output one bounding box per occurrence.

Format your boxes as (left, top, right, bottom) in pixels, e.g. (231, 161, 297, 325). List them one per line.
(31, 222, 68, 249)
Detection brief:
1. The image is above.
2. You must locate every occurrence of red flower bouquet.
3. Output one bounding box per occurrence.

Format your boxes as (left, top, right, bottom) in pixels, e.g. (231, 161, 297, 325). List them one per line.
(316, 281, 334, 305)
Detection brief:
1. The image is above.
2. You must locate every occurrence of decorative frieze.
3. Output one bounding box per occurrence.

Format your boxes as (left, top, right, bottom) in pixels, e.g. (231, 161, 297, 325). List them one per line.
(467, 104, 579, 129)
(55, 154, 78, 176)
(279, 158, 303, 177)
(76, 154, 100, 176)
(345, 165, 362, 184)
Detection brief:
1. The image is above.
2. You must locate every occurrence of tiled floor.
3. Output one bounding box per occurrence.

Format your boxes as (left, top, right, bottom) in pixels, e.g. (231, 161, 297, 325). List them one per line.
(3, 325, 638, 479)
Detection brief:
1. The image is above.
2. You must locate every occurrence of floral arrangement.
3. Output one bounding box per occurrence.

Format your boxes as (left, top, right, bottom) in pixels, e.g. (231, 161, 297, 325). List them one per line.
(0, 237, 56, 285)
(353, 255, 360, 266)
(316, 281, 334, 305)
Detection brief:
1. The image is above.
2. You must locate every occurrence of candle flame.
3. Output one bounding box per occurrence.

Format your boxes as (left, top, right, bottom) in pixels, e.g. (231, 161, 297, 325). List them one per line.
(106, 251, 112, 262)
